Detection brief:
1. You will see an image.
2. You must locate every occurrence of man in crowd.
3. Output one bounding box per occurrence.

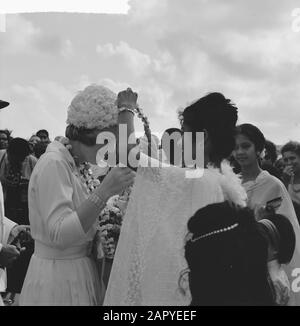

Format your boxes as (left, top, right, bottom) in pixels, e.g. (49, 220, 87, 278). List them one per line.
(36, 129, 50, 146)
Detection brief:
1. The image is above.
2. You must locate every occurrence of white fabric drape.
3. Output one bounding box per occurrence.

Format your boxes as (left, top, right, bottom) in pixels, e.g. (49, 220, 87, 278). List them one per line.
(104, 159, 246, 305)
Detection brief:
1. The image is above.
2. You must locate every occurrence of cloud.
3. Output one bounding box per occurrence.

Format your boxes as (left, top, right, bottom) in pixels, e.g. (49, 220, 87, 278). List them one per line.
(122, 0, 300, 144)
(0, 81, 73, 139)
(96, 41, 152, 77)
(0, 14, 74, 57)
(2, 2, 300, 145)
(0, 14, 41, 54)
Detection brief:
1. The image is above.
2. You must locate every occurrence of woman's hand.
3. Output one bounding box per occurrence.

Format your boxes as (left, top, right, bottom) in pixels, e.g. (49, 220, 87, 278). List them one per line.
(0, 245, 22, 268)
(98, 167, 136, 200)
(117, 88, 138, 110)
(8, 225, 32, 245)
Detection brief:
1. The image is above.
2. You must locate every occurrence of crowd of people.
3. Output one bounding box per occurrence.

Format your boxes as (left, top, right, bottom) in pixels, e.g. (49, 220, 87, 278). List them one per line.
(0, 86, 300, 306)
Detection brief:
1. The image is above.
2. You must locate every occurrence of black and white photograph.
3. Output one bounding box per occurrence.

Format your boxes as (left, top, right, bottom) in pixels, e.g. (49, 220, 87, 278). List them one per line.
(1, 0, 300, 308)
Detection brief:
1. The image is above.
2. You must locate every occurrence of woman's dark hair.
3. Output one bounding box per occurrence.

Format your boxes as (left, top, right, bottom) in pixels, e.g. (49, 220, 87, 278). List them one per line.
(7, 138, 30, 163)
(236, 123, 266, 153)
(264, 140, 278, 163)
(33, 142, 48, 159)
(182, 201, 274, 306)
(179, 93, 238, 165)
(65, 124, 99, 146)
(36, 129, 49, 138)
(7, 138, 30, 172)
(259, 214, 296, 265)
(281, 141, 300, 157)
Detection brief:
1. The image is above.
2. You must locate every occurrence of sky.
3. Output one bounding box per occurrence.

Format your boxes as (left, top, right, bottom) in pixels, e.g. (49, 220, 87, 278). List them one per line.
(0, 0, 300, 145)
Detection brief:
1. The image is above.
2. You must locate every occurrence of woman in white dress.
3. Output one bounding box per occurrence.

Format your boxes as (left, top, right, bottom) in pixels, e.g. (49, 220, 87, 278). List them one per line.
(104, 92, 248, 305)
(233, 123, 300, 305)
(19, 85, 135, 306)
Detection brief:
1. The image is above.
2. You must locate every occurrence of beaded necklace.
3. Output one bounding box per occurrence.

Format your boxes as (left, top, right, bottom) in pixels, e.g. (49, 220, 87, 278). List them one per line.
(77, 162, 101, 194)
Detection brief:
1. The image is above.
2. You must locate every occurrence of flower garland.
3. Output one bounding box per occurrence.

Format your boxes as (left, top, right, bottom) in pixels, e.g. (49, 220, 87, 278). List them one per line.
(76, 162, 131, 260)
(78, 162, 101, 193)
(135, 106, 151, 143)
(96, 106, 150, 259)
(98, 187, 132, 259)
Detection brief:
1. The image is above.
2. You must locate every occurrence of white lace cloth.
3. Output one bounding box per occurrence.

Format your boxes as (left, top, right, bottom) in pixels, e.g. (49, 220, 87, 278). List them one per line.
(104, 159, 246, 306)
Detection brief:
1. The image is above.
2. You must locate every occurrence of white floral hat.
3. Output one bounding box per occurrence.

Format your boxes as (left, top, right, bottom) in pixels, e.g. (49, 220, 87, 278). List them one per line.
(67, 84, 118, 129)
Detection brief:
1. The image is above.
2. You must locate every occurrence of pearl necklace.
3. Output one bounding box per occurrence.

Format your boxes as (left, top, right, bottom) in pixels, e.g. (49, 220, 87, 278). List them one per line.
(190, 223, 239, 243)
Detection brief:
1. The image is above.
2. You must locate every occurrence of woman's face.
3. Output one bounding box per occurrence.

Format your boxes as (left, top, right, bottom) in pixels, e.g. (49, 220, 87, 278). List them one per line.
(29, 136, 41, 146)
(233, 134, 258, 167)
(0, 132, 9, 150)
(283, 151, 300, 175)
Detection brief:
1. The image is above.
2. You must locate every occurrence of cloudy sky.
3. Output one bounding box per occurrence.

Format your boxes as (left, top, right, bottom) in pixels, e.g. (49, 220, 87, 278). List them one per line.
(0, 0, 300, 144)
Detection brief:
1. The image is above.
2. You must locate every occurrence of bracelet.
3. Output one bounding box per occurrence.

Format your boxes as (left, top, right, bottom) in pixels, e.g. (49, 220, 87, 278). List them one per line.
(119, 107, 135, 115)
(88, 192, 107, 211)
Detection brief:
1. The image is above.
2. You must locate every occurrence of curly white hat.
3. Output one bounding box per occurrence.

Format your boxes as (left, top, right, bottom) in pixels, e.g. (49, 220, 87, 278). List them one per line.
(67, 84, 118, 129)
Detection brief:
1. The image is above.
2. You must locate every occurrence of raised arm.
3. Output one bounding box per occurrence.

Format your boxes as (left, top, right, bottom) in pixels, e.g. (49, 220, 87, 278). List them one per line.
(117, 88, 139, 169)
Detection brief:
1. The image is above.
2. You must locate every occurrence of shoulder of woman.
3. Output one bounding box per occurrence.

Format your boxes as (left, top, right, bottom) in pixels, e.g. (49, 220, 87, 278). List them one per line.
(267, 173, 288, 193)
(35, 151, 71, 175)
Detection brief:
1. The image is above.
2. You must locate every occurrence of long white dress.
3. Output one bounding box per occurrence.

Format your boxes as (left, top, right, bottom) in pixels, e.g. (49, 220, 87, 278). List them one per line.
(104, 159, 247, 306)
(19, 141, 104, 306)
(243, 170, 300, 306)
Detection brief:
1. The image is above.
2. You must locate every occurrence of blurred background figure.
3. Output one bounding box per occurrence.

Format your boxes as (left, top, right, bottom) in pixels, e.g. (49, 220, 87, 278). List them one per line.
(28, 135, 41, 155)
(275, 158, 285, 177)
(0, 129, 12, 150)
(0, 138, 37, 298)
(36, 129, 50, 146)
(281, 141, 300, 223)
(261, 140, 282, 180)
(33, 142, 48, 159)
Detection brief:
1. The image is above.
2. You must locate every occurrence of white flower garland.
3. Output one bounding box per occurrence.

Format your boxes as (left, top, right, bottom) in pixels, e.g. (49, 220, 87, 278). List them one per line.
(67, 84, 119, 129)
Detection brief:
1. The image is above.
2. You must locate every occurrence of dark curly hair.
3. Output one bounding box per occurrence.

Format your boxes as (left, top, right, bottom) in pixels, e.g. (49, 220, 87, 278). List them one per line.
(235, 123, 266, 154)
(281, 141, 300, 158)
(181, 202, 274, 306)
(7, 138, 30, 172)
(179, 93, 238, 166)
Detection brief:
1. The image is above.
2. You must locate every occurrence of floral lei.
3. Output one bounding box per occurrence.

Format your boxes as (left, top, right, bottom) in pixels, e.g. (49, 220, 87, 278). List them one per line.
(78, 162, 132, 260)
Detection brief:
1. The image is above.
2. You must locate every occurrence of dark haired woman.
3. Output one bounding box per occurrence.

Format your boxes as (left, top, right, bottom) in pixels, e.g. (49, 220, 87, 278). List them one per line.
(281, 141, 300, 223)
(19, 85, 136, 306)
(184, 202, 274, 306)
(104, 92, 248, 305)
(233, 123, 300, 305)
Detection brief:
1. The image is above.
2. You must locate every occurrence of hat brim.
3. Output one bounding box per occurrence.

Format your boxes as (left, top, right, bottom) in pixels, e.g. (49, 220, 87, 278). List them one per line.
(0, 100, 9, 109)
